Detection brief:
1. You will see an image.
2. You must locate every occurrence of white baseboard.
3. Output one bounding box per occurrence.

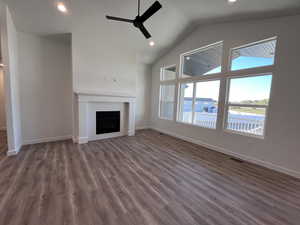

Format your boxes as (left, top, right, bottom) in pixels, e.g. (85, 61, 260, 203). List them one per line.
(7, 143, 22, 156)
(23, 135, 72, 145)
(76, 137, 88, 144)
(72, 136, 78, 143)
(151, 127, 300, 179)
(7, 149, 19, 156)
(90, 131, 126, 142)
(136, 125, 150, 130)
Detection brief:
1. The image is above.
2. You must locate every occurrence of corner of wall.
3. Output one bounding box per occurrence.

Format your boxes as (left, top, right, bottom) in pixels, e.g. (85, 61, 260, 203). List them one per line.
(6, 142, 22, 156)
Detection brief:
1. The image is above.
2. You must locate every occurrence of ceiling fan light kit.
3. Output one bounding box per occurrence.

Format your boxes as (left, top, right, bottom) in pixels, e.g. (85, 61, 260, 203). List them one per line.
(106, 0, 162, 39)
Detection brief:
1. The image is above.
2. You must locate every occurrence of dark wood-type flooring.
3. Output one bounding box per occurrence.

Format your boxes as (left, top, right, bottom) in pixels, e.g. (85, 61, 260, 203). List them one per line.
(0, 129, 299, 225)
(0, 131, 7, 157)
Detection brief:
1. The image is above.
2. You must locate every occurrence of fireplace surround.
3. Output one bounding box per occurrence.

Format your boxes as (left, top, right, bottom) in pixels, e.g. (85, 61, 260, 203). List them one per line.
(74, 91, 136, 144)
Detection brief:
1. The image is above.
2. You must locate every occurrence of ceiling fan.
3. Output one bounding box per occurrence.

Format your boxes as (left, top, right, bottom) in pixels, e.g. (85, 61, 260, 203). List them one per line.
(106, 0, 162, 39)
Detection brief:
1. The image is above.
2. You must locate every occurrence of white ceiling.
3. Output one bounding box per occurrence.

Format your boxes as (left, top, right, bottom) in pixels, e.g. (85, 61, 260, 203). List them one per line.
(4, 0, 300, 63)
(172, 0, 300, 24)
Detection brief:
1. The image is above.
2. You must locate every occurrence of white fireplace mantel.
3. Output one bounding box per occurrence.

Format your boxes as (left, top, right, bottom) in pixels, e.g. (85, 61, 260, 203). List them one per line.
(74, 91, 136, 144)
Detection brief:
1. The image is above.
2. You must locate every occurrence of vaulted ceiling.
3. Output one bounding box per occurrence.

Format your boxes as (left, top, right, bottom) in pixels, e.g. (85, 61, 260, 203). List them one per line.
(4, 0, 300, 63)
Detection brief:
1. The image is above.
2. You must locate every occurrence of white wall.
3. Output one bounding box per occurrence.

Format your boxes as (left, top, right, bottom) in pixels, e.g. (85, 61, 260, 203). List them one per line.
(0, 70, 6, 129)
(18, 32, 73, 144)
(0, 5, 22, 153)
(136, 64, 151, 129)
(72, 14, 137, 96)
(71, 2, 152, 129)
(151, 15, 300, 177)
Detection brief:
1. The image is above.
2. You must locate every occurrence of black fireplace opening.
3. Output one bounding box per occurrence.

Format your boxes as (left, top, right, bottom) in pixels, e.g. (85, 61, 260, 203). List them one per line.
(96, 111, 120, 135)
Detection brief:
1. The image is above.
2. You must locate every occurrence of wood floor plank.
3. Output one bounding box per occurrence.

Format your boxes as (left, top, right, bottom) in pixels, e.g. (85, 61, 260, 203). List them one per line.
(0, 129, 299, 225)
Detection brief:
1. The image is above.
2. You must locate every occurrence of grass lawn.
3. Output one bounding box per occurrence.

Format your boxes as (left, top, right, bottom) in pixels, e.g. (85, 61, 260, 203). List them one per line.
(231, 107, 265, 115)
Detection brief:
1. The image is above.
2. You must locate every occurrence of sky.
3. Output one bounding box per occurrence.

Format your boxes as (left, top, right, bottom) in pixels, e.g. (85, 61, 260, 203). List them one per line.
(229, 75, 272, 103)
(231, 56, 274, 71)
(184, 56, 273, 102)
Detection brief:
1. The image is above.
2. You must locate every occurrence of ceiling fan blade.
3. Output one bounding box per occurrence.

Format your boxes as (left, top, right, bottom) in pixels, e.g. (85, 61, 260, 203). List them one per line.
(140, 1, 162, 22)
(106, 16, 134, 23)
(138, 24, 151, 39)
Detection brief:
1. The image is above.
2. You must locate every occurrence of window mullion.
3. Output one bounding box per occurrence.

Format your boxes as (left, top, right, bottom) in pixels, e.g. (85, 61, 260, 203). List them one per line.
(223, 103, 229, 131)
(191, 82, 197, 124)
(216, 77, 228, 131)
(174, 82, 180, 121)
(158, 85, 162, 118)
(178, 73, 224, 83)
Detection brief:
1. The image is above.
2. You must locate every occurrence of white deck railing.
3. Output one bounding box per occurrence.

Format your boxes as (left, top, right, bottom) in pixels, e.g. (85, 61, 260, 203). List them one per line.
(194, 113, 217, 129)
(227, 117, 264, 135)
(192, 112, 264, 135)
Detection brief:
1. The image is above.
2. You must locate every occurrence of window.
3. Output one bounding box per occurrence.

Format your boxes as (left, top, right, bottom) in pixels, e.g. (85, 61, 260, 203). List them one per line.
(225, 37, 276, 137)
(159, 65, 177, 120)
(194, 80, 220, 129)
(181, 43, 223, 78)
(178, 80, 220, 128)
(230, 38, 277, 71)
(225, 75, 272, 136)
(178, 42, 223, 128)
(161, 65, 176, 81)
(158, 38, 275, 138)
(159, 83, 176, 120)
(178, 83, 194, 123)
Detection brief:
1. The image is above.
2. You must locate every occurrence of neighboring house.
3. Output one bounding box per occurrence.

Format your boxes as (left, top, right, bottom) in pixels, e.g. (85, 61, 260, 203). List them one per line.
(184, 97, 217, 113)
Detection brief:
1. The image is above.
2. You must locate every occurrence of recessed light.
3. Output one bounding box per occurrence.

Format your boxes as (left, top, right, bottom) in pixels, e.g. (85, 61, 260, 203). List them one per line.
(186, 57, 190, 60)
(57, 2, 67, 13)
(149, 41, 155, 46)
(228, 0, 237, 4)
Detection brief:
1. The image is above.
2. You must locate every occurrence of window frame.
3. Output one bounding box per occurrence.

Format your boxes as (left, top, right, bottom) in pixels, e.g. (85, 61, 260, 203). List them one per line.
(160, 64, 177, 81)
(157, 38, 276, 139)
(179, 41, 224, 79)
(223, 104, 269, 139)
(177, 78, 222, 129)
(177, 82, 195, 125)
(176, 41, 224, 129)
(223, 37, 277, 138)
(158, 65, 178, 121)
(228, 37, 277, 73)
(223, 74, 274, 139)
(193, 79, 221, 129)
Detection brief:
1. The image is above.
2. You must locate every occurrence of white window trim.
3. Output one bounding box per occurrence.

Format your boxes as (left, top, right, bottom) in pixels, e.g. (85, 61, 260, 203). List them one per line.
(158, 85, 175, 121)
(177, 81, 195, 124)
(194, 79, 221, 129)
(179, 41, 224, 79)
(160, 64, 177, 82)
(177, 41, 224, 129)
(176, 78, 221, 129)
(228, 36, 277, 72)
(223, 73, 273, 138)
(223, 36, 277, 139)
(158, 37, 276, 139)
(159, 65, 178, 121)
